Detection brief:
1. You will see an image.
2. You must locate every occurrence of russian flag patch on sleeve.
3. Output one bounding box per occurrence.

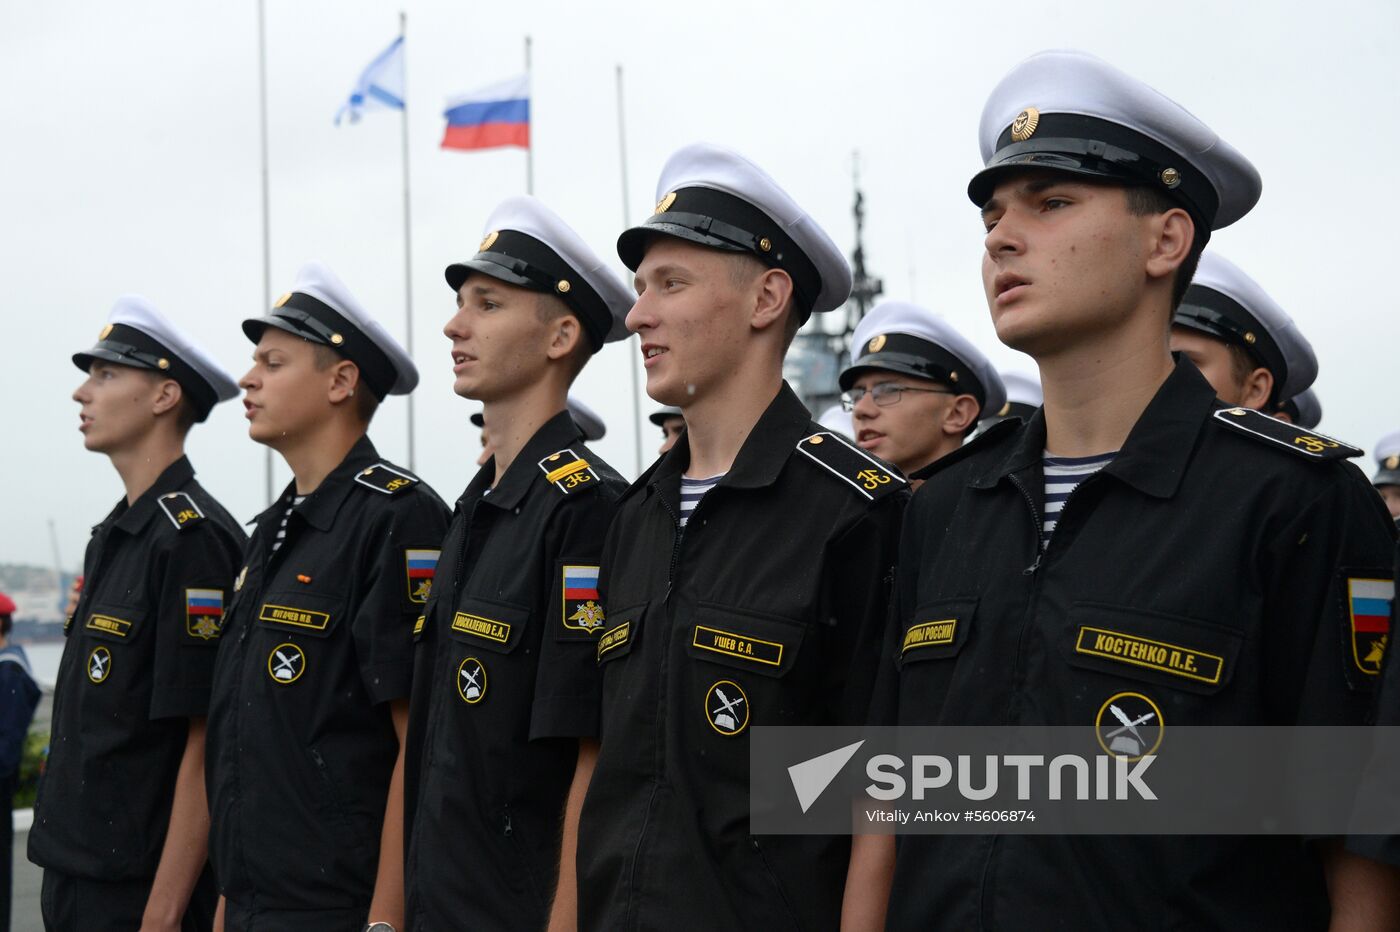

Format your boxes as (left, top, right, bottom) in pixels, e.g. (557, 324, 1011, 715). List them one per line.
(562, 565, 605, 635)
(185, 588, 225, 641)
(1348, 577, 1393, 677)
(406, 549, 441, 604)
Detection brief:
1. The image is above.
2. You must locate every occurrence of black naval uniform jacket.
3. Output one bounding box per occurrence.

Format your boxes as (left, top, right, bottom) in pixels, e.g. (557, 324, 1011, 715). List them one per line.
(880, 359, 1397, 931)
(404, 411, 627, 931)
(206, 436, 449, 911)
(1346, 537, 1400, 868)
(29, 457, 244, 881)
(577, 383, 908, 931)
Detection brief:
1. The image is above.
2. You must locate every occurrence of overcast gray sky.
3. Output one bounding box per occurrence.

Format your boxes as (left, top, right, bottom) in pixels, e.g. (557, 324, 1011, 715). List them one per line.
(3, 0, 1397, 570)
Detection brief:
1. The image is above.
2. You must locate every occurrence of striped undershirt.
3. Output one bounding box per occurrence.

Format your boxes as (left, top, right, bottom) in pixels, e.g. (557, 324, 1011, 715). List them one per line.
(679, 474, 723, 529)
(270, 495, 307, 554)
(1041, 452, 1115, 549)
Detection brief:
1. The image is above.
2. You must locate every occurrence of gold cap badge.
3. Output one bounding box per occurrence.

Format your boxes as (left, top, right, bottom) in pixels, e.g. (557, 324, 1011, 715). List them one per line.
(1011, 107, 1040, 142)
(867, 334, 887, 353)
(556, 280, 572, 294)
(758, 237, 773, 253)
(274, 292, 291, 308)
(1160, 167, 1181, 188)
(1387, 455, 1399, 470)
(655, 192, 677, 214)
(479, 231, 499, 252)
(99, 323, 114, 340)
(330, 333, 344, 345)
(157, 358, 170, 370)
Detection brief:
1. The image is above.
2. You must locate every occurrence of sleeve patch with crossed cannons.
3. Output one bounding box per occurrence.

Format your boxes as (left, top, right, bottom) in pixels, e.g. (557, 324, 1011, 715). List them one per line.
(1211, 408, 1363, 460)
(795, 432, 906, 500)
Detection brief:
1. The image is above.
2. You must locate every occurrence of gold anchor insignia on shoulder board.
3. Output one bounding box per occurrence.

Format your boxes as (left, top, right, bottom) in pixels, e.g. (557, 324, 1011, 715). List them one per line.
(1011, 107, 1040, 142)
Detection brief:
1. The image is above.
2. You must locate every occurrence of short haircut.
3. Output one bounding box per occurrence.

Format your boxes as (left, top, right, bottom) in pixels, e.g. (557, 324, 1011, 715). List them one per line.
(728, 253, 803, 350)
(1123, 184, 1204, 312)
(312, 343, 380, 423)
(535, 292, 592, 381)
(140, 370, 199, 435)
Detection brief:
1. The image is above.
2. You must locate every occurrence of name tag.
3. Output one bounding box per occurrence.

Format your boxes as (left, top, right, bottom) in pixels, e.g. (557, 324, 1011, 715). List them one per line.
(451, 612, 511, 644)
(1075, 626, 1224, 685)
(86, 614, 132, 638)
(691, 624, 783, 667)
(258, 603, 331, 631)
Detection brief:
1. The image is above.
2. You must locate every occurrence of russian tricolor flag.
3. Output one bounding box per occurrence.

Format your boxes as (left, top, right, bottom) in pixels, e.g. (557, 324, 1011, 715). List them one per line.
(563, 565, 600, 601)
(186, 589, 224, 616)
(407, 549, 440, 580)
(442, 75, 530, 151)
(1350, 579, 1394, 633)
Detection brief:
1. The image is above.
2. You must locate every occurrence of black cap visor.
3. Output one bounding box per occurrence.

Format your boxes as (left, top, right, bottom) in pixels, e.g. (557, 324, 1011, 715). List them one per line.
(445, 231, 612, 352)
(968, 113, 1220, 245)
(73, 326, 217, 421)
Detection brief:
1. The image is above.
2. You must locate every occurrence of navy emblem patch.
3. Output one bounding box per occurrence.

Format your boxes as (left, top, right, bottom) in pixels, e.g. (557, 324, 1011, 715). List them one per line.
(185, 588, 225, 640)
(267, 643, 306, 684)
(1095, 692, 1163, 761)
(405, 549, 440, 604)
(457, 656, 487, 704)
(561, 565, 605, 635)
(1346, 576, 1393, 678)
(705, 679, 750, 736)
(87, 646, 112, 684)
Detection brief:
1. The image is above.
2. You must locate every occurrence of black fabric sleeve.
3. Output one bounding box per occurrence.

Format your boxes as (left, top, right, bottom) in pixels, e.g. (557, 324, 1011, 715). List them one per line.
(148, 524, 241, 720)
(352, 492, 452, 706)
(529, 489, 622, 741)
(821, 489, 908, 727)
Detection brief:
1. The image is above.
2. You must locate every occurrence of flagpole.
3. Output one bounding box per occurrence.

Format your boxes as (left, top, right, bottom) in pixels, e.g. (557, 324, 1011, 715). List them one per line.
(616, 64, 642, 476)
(524, 35, 533, 195)
(257, 0, 274, 504)
(399, 11, 417, 471)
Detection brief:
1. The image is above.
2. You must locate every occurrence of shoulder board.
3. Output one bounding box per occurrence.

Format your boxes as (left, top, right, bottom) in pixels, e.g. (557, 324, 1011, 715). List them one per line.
(354, 463, 420, 495)
(795, 432, 906, 501)
(911, 417, 1020, 482)
(538, 448, 601, 495)
(1212, 407, 1362, 461)
(157, 491, 206, 531)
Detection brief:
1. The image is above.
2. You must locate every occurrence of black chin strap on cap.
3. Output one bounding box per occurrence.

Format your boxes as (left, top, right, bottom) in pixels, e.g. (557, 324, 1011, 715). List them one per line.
(618, 186, 821, 320)
(250, 292, 397, 400)
(467, 230, 612, 351)
(841, 333, 987, 408)
(1174, 285, 1286, 404)
(970, 112, 1220, 247)
(72, 323, 217, 420)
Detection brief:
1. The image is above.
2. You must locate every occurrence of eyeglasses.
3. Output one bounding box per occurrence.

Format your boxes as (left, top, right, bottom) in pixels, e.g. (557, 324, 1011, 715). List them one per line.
(840, 383, 955, 411)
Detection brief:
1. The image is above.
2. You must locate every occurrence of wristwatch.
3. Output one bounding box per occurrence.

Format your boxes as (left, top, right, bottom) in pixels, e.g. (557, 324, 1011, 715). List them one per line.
(363, 924, 396, 932)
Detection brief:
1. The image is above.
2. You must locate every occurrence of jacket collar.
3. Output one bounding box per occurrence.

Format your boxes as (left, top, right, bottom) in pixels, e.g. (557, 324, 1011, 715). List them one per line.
(650, 381, 812, 494)
(476, 409, 585, 512)
(112, 456, 196, 535)
(970, 356, 1215, 500)
(275, 434, 381, 533)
